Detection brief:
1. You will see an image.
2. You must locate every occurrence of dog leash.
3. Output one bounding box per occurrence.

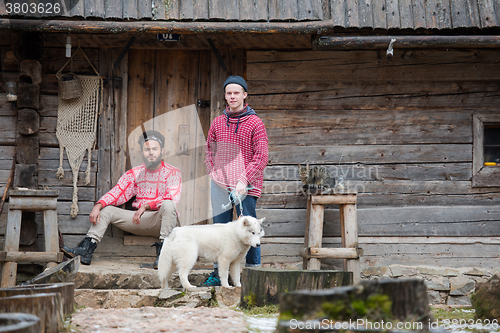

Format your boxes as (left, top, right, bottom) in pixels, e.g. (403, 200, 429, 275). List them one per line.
(221, 185, 254, 216)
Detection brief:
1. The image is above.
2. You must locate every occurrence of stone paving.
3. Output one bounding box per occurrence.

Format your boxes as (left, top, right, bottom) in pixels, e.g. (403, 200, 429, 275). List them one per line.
(71, 306, 249, 333)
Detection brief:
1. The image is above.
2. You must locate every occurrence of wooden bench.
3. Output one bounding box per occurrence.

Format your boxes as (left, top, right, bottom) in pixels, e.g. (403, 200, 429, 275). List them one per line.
(301, 190, 362, 284)
(1, 190, 62, 287)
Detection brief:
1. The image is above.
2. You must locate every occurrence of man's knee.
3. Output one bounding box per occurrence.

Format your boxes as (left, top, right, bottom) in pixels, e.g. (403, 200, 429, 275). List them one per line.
(159, 200, 176, 214)
(99, 206, 112, 221)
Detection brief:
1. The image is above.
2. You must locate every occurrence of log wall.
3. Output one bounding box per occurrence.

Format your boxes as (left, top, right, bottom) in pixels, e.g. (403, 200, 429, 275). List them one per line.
(246, 49, 500, 268)
(2, 31, 500, 269)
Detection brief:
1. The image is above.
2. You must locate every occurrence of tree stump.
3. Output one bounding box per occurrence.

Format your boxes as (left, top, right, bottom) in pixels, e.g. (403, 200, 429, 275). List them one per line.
(0, 293, 63, 333)
(471, 275, 500, 320)
(240, 267, 352, 308)
(0, 313, 40, 333)
(0, 283, 75, 316)
(278, 279, 432, 332)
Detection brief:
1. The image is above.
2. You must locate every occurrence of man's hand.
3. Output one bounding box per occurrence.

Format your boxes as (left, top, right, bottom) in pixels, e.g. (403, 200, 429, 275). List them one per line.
(236, 180, 247, 196)
(89, 203, 103, 225)
(133, 204, 150, 225)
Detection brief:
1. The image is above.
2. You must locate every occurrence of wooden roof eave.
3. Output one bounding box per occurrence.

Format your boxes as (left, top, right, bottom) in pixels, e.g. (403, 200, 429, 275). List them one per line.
(313, 35, 500, 50)
(0, 18, 336, 34)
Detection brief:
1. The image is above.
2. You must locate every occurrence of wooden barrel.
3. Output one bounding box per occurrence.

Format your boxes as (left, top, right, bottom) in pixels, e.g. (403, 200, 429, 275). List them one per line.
(2, 283, 75, 315)
(0, 313, 40, 333)
(0, 293, 63, 333)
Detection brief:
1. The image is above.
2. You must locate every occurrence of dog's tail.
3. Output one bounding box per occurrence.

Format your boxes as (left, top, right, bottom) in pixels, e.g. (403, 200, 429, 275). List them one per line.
(158, 238, 174, 289)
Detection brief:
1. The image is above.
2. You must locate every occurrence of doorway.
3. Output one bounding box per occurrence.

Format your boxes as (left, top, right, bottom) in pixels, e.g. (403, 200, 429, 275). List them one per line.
(127, 49, 211, 225)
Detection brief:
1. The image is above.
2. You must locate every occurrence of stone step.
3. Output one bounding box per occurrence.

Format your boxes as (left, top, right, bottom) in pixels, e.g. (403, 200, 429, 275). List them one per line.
(74, 260, 212, 289)
(75, 287, 241, 309)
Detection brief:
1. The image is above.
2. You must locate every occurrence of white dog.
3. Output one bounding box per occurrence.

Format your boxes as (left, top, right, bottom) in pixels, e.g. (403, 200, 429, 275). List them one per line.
(158, 215, 265, 289)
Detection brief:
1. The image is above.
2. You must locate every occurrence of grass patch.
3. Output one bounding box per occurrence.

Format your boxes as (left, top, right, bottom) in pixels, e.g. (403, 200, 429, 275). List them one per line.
(430, 306, 500, 333)
(431, 306, 475, 321)
(241, 304, 280, 316)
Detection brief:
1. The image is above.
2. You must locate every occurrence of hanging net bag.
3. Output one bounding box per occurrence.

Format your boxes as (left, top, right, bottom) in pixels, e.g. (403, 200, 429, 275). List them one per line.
(55, 47, 103, 218)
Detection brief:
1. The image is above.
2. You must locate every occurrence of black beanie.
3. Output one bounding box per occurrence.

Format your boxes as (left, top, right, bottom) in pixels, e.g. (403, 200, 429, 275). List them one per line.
(138, 130, 165, 148)
(223, 76, 247, 92)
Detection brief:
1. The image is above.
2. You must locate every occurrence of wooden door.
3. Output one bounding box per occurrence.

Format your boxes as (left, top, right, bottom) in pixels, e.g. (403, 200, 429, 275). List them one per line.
(127, 50, 211, 226)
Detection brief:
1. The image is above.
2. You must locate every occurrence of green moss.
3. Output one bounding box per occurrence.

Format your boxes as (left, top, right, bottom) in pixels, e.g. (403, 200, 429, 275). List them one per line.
(316, 293, 392, 322)
(365, 294, 392, 321)
(243, 291, 258, 308)
(278, 310, 295, 321)
(321, 300, 353, 319)
(352, 299, 367, 316)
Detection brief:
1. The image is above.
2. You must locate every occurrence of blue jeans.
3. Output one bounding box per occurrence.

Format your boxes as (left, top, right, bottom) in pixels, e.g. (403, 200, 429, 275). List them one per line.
(211, 181, 260, 266)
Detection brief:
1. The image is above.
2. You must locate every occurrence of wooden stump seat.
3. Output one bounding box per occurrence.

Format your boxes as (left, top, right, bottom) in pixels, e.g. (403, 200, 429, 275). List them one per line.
(0, 190, 62, 287)
(302, 190, 362, 284)
(0, 313, 41, 333)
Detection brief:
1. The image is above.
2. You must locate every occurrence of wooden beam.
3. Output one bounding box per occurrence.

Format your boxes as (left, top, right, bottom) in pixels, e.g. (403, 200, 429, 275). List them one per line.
(0, 251, 63, 263)
(262, 236, 500, 245)
(310, 194, 357, 205)
(0, 19, 334, 34)
(313, 35, 500, 50)
(9, 197, 57, 211)
(300, 247, 363, 259)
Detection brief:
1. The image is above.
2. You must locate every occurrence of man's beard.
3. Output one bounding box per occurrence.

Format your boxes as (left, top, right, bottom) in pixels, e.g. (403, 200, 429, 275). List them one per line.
(143, 155, 162, 170)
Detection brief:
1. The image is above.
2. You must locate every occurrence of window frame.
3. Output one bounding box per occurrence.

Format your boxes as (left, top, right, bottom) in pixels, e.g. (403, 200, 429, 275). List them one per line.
(472, 113, 500, 187)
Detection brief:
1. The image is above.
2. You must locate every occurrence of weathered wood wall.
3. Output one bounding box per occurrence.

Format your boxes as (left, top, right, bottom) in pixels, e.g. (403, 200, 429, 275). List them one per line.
(247, 49, 500, 268)
(0, 33, 101, 254)
(2, 31, 500, 269)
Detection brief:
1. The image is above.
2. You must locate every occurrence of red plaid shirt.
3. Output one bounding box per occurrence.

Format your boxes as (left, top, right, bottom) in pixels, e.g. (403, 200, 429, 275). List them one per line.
(97, 161, 182, 210)
(205, 108, 268, 197)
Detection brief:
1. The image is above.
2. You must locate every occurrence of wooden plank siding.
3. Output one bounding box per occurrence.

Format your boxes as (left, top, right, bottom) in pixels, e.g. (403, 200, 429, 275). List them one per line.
(247, 48, 500, 268)
(2, 0, 499, 29)
(1, 30, 500, 270)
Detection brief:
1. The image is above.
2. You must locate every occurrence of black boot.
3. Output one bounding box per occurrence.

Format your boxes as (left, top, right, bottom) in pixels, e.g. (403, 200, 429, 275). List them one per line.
(61, 237, 97, 265)
(151, 241, 163, 270)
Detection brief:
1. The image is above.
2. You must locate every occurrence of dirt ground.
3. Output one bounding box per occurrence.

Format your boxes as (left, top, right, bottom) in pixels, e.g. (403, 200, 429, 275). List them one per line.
(70, 306, 249, 333)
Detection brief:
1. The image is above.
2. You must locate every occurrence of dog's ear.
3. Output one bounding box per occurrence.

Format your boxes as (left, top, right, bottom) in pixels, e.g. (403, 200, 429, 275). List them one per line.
(242, 217, 251, 227)
(258, 217, 266, 225)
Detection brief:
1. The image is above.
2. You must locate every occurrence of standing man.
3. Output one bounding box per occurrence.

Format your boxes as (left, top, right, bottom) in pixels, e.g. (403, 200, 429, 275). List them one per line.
(62, 130, 182, 268)
(202, 76, 269, 286)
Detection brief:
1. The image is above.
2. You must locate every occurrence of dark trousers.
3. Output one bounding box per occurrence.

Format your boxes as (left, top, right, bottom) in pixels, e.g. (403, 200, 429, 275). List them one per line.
(210, 181, 260, 266)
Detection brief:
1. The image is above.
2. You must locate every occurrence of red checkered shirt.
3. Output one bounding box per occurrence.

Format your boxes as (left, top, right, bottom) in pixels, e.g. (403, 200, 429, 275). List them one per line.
(97, 161, 182, 210)
(205, 109, 268, 197)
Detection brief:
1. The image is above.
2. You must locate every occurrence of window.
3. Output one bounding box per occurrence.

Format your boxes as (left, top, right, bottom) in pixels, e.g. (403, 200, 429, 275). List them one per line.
(472, 114, 500, 187)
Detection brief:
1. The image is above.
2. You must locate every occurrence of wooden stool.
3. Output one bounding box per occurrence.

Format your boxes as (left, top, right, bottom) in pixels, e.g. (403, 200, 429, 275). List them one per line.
(301, 190, 362, 284)
(1, 190, 62, 287)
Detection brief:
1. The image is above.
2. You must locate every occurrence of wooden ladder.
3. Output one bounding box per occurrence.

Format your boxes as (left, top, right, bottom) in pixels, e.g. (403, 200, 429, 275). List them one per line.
(1, 190, 62, 287)
(302, 191, 362, 284)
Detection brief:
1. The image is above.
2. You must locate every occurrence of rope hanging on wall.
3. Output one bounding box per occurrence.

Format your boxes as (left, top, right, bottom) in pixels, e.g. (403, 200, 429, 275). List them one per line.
(55, 47, 103, 218)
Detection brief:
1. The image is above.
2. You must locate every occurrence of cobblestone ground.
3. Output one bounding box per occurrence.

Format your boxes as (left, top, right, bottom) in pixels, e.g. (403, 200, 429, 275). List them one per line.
(71, 306, 249, 333)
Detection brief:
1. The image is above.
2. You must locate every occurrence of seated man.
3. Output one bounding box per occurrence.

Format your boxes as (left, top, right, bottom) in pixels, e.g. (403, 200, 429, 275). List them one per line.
(62, 130, 182, 268)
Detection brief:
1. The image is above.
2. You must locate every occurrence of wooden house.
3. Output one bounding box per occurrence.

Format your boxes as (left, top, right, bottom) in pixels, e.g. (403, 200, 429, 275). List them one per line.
(0, 0, 499, 272)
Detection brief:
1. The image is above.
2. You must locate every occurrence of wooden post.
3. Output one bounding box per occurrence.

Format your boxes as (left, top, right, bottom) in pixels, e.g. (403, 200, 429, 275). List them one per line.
(306, 204, 324, 270)
(43, 209, 59, 269)
(342, 203, 360, 284)
(1, 209, 22, 287)
(302, 196, 311, 269)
